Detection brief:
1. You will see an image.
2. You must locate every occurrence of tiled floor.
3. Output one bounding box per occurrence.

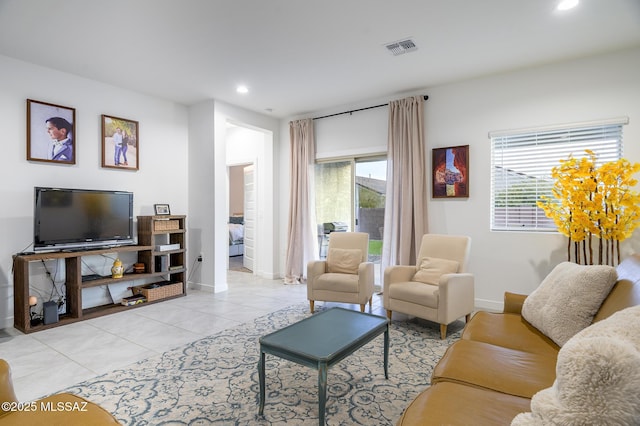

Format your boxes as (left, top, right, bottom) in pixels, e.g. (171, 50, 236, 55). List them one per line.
(0, 271, 386, 402)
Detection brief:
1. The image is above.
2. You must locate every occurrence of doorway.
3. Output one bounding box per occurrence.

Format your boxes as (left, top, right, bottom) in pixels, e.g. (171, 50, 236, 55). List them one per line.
(228, 163, 253, 273)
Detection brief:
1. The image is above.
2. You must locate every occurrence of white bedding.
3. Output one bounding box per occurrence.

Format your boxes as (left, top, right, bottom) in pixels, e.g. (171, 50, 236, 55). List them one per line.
(229, 223, 244, 243)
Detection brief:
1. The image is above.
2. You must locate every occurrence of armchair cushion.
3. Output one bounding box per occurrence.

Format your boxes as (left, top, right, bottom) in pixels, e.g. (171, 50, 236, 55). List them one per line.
(521, 262, 617, 347)
(412, 257, 460, 285)
(314, 273, 359, 292)
(327, 248, 362, 274)
(389, 281, 439, 309)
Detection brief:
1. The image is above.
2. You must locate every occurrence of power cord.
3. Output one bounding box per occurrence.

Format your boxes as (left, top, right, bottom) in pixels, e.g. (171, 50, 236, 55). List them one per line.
(40, 259, 65, 309)
(186, 255, 201, 282)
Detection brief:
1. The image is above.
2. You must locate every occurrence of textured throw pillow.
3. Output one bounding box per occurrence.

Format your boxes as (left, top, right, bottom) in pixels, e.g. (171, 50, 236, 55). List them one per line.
(412, 257, 460, 285)
(327, 248, 362, 274)
(521, 262, 617, 347)
(512, 305, 640, 426)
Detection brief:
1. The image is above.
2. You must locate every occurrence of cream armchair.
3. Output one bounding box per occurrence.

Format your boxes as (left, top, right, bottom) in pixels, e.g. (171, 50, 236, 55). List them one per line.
(383, 234, 473, 339)
(307, 232, 374, 313)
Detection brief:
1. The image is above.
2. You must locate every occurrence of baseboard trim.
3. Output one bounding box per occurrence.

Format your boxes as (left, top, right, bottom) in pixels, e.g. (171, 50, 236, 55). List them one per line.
(475, 298, 503, 313)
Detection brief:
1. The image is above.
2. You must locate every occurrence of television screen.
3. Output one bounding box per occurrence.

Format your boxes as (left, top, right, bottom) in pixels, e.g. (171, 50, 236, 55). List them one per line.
(34, 187, 134, 251)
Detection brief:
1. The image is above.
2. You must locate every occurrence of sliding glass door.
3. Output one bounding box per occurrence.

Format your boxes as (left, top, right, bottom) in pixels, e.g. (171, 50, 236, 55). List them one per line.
(315, 156, 387, 284)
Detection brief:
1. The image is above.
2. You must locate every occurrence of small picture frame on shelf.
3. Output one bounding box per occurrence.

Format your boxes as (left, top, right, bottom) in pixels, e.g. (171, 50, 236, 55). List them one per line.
(154, 204, 171, 215)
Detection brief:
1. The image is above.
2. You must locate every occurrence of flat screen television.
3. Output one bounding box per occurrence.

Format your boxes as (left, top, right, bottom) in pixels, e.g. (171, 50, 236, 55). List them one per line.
(34, 187, 134, 252)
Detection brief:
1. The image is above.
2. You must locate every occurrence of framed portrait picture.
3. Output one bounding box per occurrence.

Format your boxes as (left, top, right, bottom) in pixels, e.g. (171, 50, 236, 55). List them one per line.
(27, 99, 76, 164)
(101, 114, 139, 170)
(432, 145, 469, 198)
(154, 204, 171, 215)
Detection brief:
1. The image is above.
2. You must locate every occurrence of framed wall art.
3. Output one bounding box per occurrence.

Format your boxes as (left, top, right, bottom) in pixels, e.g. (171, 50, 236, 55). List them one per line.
(432, 145, 469, 198)
(101, 114, 139, 170)
(27, 99, 76, 164)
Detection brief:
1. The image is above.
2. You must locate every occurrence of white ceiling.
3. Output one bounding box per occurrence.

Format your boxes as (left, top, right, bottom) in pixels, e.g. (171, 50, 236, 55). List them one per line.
(1, 0, 639, 118)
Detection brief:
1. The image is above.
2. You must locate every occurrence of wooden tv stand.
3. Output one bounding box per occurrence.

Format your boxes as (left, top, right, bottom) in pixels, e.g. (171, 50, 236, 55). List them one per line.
(13, 215, 186, 334)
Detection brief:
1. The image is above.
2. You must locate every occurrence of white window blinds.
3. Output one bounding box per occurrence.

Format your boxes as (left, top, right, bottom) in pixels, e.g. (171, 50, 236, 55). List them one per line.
(490, 118, 627, 232)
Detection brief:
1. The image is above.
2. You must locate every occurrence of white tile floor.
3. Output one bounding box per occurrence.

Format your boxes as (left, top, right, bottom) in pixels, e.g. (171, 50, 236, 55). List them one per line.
(0, 271, 386, 403)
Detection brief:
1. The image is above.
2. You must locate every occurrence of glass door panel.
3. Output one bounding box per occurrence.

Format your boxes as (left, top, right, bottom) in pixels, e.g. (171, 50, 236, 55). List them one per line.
(315, 160, 353, 258)
(355, 158, 386, 284)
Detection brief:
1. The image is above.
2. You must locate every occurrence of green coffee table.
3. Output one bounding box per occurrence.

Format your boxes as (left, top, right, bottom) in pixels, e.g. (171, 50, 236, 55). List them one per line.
(258, 307, 389, 425)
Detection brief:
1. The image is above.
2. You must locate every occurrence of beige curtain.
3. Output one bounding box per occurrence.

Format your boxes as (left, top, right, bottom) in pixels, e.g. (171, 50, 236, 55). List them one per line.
(382, 96, 428, 269)
(284, 119, 318, 284)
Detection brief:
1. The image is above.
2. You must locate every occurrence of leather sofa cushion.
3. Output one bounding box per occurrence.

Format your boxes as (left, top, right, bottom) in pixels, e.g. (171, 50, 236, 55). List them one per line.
(396, 381, 530, 426)
(432, 340, 557, 398)
(314, 272, 359, 292)
(462, 311, 560, 357)
(388, 282, 438, 309)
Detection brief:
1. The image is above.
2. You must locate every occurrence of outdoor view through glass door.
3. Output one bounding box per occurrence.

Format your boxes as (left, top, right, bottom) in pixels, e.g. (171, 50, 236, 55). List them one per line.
(315, 157, 387, 285)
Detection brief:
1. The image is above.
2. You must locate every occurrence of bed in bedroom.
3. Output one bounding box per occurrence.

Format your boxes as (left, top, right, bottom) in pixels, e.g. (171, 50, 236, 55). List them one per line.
(229, 216, 244, 257)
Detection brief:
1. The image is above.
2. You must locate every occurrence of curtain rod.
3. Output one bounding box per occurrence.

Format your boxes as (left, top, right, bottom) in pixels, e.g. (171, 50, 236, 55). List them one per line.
(312, 95, 429, 121)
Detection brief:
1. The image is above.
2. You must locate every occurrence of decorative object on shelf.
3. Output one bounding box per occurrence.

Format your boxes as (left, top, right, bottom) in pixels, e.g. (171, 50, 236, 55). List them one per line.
(538, 150, 640, 265)
(133, 282, 183, 302)
(101, 114, 139, 170)
(432, 145, 469, 198)
(28, 295, 41, 326)
(133, 262, 145, 273)
(154, 204, 171, 215)
(154, 219, 179, 231)
(111, 258, 124, 278)
(26, 99, 76, 165)
(121, 294, 147, 306)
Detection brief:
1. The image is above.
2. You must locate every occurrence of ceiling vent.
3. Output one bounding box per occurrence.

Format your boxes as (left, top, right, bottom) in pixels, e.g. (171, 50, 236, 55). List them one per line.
(385, 38, 418, 56)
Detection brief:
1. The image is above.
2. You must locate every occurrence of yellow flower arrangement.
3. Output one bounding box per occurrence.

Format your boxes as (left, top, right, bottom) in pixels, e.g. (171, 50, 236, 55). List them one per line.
(538, 150, 640, 265)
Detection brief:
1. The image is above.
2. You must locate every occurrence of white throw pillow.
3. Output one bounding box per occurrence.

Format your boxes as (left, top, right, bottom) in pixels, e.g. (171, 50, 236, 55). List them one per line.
(327, 248, 362, 274)
(521, 262, 617, 347)
(412, 257, 460, 285)
(512, 305, 640, 426)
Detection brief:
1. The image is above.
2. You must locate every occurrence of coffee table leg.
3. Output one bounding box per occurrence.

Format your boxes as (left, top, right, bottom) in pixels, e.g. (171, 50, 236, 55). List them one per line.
(384, 325, 389, 379)
(318, 362, 328, 425)
(258, 351, 266, 415)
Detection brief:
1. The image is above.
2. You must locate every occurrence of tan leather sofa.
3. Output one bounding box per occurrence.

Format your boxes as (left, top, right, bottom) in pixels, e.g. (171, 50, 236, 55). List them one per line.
(0, 359, 119, 425)
(397, 254, 640, 426)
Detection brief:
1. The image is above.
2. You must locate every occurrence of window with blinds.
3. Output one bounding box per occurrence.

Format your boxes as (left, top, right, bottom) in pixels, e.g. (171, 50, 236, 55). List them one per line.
(490, 118, 627, 232)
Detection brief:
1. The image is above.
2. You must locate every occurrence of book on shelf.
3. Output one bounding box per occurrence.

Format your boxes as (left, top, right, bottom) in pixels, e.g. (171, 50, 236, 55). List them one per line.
(169, 265, 183, 271)
(121, 294, 147, 306)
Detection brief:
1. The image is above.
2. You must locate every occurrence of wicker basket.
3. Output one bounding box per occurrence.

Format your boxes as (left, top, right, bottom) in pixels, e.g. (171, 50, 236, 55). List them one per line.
(154, 220, 179, 231)
(133, 282, 183, 302)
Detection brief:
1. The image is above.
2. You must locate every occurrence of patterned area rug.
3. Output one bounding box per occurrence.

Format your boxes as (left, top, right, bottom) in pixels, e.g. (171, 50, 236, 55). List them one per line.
(62, 304, 462, 425)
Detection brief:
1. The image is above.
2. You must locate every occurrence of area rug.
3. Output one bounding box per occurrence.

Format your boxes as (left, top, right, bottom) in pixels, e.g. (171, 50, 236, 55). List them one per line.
(62, 304, 462, 425)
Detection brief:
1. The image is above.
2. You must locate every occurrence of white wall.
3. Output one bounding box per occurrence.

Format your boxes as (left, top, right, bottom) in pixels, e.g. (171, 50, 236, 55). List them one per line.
(278, 47, 640, 310)
(187, 100, 216, 293)
(0, 55, 189, 327)
(209, 102, 280, 288)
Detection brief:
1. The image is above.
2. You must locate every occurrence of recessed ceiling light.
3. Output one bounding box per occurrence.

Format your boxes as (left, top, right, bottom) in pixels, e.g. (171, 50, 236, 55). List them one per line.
(236, 85, 249, 94)
(556, 0, 579, 11)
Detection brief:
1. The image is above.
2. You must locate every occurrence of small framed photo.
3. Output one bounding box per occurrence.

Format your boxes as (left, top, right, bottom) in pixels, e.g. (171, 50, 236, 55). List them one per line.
(432, 145, 469, 198)
(27, 99, 76, 164)
(102, 114, 139, 170)
(154, 204, 171, 215)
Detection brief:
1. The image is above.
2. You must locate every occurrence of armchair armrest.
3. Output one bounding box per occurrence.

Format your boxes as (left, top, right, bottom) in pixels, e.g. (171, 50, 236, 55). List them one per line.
(383, 265, 416, 287)
(383, 265, 416, 307)
(504, 292, 527, 314)
(437, 273, 474, 324)
(307, 260, 327, 299)
(358, 261, 375, 298)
